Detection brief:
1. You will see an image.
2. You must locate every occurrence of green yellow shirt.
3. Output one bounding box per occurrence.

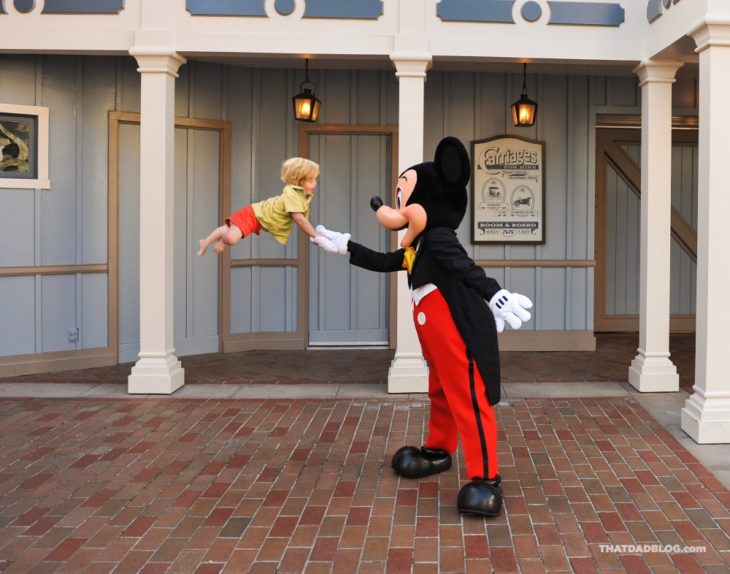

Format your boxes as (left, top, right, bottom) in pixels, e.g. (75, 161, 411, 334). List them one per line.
(252, 184, 313, 245)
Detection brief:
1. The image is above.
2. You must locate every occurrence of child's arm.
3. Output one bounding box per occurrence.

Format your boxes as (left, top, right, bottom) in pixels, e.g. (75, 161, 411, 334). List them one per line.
(291, 212, 320, 239)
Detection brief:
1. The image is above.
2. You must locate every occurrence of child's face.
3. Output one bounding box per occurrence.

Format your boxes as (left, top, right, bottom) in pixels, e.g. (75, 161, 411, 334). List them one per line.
(300, 177, 317, 195)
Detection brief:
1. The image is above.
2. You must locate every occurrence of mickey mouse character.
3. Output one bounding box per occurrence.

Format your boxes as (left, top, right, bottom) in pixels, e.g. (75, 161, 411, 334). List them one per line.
(313, 137, 532, 516)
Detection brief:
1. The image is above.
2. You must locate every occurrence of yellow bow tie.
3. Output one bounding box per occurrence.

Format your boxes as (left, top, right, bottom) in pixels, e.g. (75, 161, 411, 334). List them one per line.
(402, 246, 416, 274)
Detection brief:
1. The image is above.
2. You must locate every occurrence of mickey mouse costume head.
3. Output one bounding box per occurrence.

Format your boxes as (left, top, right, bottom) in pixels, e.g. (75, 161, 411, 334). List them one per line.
(313, 137, 533, 517)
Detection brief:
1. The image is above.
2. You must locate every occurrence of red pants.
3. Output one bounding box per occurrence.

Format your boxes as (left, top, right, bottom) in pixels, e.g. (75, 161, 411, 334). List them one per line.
(226, 204, 261, 237)
(413, 289, 498, 480)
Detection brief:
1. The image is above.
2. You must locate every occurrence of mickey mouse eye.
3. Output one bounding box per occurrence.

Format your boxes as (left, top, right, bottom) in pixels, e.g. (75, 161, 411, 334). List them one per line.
(396, 190, 402, 210)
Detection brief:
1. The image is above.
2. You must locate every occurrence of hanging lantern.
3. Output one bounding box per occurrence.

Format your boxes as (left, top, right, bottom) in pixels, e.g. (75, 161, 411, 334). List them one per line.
(292, 59, 321, 123)
(511, 63, 538, 127)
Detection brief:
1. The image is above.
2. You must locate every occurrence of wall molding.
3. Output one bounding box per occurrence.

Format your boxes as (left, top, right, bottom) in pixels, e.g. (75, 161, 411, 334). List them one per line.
(0, 264, 107, 277)
(597, 315, 695, 333)
(223, 332, 304, 353)
(0, 347, 117, 378)
(230, 258, 298, 268)
(476, 259, 595, 268)
(498, 330, 596, 351)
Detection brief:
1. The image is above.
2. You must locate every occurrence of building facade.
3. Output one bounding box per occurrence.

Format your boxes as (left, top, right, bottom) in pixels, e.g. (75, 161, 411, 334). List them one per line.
(0, 0, 728, 443)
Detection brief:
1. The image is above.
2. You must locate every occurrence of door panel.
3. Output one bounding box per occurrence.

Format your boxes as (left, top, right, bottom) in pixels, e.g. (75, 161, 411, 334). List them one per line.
(117, 123, 141, 362)
(308, 133, 391, 345)
(176, 128, 221, 355)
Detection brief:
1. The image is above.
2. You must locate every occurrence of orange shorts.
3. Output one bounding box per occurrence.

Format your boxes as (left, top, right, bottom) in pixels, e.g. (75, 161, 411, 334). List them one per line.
(226, 204, 261, 237)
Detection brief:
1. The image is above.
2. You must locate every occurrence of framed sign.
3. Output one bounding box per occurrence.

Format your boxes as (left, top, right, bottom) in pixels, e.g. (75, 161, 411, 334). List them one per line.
(471, 135, 545, 244)
(0, 103, 50, 190)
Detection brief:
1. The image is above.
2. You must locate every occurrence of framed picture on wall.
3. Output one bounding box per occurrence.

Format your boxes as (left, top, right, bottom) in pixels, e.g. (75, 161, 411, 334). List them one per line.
(0, 103, 50, 190)
(471, 135, 545, 244)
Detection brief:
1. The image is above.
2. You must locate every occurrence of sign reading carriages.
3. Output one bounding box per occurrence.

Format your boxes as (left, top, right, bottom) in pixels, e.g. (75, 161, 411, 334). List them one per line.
(471, 135, 545, 244)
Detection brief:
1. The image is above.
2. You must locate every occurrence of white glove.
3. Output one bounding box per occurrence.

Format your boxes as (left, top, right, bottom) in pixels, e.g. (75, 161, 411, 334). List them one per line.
(311, 235, 339, 253)
(310, 225, 351, 255)
(489, 289, 533, 333)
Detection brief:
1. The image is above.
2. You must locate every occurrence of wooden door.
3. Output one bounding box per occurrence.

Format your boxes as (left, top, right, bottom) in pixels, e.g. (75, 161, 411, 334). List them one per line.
(300, 125, 398, 347)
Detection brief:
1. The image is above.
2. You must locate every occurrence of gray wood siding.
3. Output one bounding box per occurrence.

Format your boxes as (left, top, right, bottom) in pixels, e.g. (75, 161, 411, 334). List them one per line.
(0, 277, 35, 355)
(604, 164, 641, 315)
(308, 133, 391, 345)
(605, 142, 697, 316)
(0, 54, 699, 362)
(221, 67, 399, 338)
(670, 144, 697, 315)
(424, 72, 598, 331)
(117, 123, 221, 362)
(0, 56, 112, 356)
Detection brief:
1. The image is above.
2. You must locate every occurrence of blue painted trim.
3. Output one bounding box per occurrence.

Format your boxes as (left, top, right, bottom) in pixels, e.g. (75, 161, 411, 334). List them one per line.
(438, 0, 515, 23)
(0, 1, 4, 14)
(547, 2, 624, 27)
(186, 0, 265, 17)
(14, 0, 34, 13)
(646, 0, 662, 22)
(647, 0, 683, 23)
(274, 0, 295, 16)
(303, 0, 382, 19)
(42, 0, 123, 13)
(521, 1, 542, 22)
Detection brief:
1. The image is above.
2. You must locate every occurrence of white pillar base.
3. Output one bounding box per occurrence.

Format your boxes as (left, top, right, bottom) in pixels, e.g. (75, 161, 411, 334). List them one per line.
(628, 350, 679, 392)
(387, 352, 428, 393)
(681, 391, 730, 443)
(128, 354, 185, 394)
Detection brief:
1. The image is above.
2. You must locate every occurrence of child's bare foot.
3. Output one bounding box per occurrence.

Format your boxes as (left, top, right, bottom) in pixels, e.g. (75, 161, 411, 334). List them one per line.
(197, 239, 210, 256)
(214, 240, 226, 254)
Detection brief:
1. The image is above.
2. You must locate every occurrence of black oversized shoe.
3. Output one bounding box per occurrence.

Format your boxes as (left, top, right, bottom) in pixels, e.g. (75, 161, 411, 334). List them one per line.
(457, 475, 503, 517)
(391, 446, 452, 479)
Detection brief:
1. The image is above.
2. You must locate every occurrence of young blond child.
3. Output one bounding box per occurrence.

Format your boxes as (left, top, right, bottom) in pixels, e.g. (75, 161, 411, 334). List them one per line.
(198, 157, 324, 256)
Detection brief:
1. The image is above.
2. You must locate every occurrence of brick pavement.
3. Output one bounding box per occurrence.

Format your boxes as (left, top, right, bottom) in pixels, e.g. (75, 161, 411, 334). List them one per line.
(0, 394, 727, 573)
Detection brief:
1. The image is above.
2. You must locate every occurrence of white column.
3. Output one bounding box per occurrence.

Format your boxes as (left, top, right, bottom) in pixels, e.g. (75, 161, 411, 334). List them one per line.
(681, 23, 730, 443)
(628, 60, 682, 393)
(387, 53, 431, 393)
(127, 47, 186, 394)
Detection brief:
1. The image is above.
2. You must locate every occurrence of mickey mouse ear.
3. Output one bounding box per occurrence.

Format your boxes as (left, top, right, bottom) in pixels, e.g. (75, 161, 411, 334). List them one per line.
(434, 137, 470, 191)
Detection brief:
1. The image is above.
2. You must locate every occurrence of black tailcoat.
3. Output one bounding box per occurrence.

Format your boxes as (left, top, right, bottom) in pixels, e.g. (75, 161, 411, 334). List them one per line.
(348, 227, 503, 405)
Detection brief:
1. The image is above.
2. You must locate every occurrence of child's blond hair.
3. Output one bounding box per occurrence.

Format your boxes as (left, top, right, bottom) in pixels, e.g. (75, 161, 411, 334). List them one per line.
(281, 157, 320, 185)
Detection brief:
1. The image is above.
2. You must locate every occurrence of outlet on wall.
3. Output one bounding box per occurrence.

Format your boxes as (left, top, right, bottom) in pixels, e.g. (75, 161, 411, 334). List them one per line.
(67, 327, 79, 343)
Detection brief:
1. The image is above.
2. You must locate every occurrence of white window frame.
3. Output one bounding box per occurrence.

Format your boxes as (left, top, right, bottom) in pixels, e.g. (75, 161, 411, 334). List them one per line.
(0, 103, 50, 190)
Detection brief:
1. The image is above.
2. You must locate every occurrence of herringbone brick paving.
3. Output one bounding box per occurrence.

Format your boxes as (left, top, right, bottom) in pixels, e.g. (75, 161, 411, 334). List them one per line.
(0, 394, 727, 573)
